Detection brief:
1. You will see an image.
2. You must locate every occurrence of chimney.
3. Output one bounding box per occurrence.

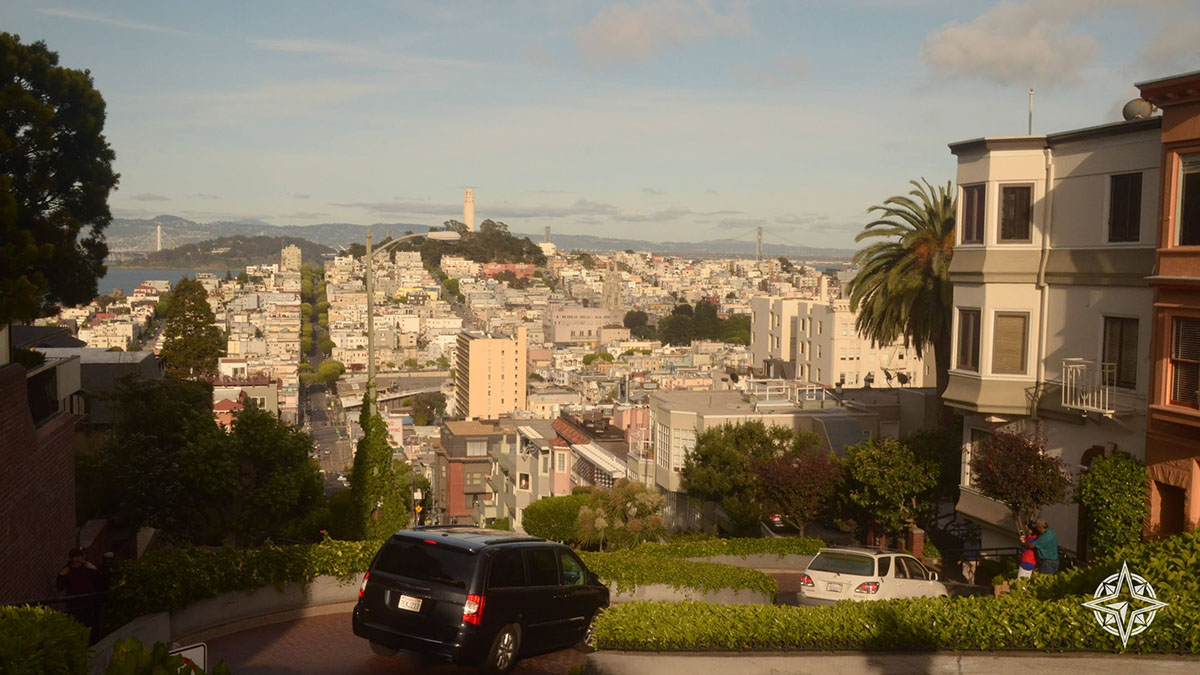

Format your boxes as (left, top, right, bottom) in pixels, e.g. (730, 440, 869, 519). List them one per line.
(817, 276, 829, 303)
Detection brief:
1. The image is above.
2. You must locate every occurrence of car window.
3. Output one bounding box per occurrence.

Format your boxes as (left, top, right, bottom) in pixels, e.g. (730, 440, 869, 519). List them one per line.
(893, 557, 909, 579)
(373, 539, 475, 588)
(876, 556, 891, 578)
(488, 549, 525, 590)
(902, 557, 929, 581)
(808, 552, 875, 576)
(559, 550, 586, 586)
(525, 547, 559, 586)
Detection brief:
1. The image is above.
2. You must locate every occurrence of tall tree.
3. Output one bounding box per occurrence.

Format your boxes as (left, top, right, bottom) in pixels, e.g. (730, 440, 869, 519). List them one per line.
(971, 430, 1071, 537)
(847, 179, 956, 399)
(348, 394, 410, 540)
(757, 448, 842, 536)
(0, 33, 119, 323)
(161, 278, 224, 379)
(843, 437, 937, 537)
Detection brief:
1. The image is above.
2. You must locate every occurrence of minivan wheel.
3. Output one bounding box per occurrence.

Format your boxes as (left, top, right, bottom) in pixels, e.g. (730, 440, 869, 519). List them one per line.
(483, 624, 521, 674)
(576, 610, 601, 653)
(369, 641, 398, 657)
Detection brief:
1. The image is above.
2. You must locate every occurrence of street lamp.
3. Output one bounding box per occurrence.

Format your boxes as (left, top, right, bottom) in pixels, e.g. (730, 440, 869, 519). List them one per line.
(365, 229, 461, 414)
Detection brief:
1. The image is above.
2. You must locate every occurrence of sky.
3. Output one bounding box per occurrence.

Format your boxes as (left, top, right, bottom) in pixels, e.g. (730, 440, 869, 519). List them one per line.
(6, 0, 1199, 249)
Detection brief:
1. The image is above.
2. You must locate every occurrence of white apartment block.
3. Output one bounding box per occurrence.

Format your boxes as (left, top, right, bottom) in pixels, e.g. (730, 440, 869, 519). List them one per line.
(945, 117, 1159, 554)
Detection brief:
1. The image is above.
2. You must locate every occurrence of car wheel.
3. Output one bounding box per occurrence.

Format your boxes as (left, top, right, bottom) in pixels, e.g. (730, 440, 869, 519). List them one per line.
(482, 624, 521, 674)
(369, 641, 398, 657)
(576, 609, 602, 653)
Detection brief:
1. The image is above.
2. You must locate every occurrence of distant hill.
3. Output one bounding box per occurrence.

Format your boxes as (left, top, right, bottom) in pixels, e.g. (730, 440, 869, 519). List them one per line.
(105, 215, 856, 260)
(121, 235, 334, 268)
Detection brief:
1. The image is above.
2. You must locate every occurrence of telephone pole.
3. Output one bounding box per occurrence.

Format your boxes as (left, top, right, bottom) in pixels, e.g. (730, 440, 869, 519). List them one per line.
(756, 226, 763, 262)
(365, 228, 376, 414)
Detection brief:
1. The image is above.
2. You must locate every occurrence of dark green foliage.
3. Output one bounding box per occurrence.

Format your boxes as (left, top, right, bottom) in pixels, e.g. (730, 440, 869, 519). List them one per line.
(847, 179, 956, 399)
(407, 391, 446, 426)
(971, 430, 1071, 535)
(0, 33, 118, 323)
(522, 493, 592, 544)
(843, 437, 937, 536)
(347, 395, 410, 540)
(623, 310, 648, 330)
(579, 551, 777, 598)
(1078, 453, 1148, 561)
(106, 637, 232, 675)
(160, 277, 224, 379)
(137, 235, 332, 269)
(0, 605, 90, 675)
(315, 360, 344, 384)
(757, 448, 842, 536)
(658, 301, 749, 346)
(632, 537, 824, 559)
(776, 256, 794, 273)
(903, 428, 962, 504)
(488, 517, 511, 531)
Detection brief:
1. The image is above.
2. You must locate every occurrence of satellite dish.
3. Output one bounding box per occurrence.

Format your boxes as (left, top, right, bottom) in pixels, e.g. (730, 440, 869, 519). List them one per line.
(897, 372, 910, 386)
(730, 372, 739, 383)
(1122, 98, 1156, 121)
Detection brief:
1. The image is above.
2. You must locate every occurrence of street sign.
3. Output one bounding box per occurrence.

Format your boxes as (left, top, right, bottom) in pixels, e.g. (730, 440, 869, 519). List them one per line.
(415, 505, 423, 513)
(169, 643, 206, 671)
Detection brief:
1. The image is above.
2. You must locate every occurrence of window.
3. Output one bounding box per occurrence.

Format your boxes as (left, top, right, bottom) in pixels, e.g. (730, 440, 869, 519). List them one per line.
(487, 549, 526, 589)
(1180, 156, 1200, 246)
(992, 312, 1028, 374)
(541, 453, 550, 474)
(466, 440, 487, 457)
(876, 556, 891, 577)
(1103, 317, 1138, 389)
(518, 473, 530, 490)
(957, 309, 981, 371)
(961, 184, 986, 244)
(999, 185, 1032, 241)
(557, 452, 567, 472)
(1109, 173, 1142, 243)
(559, 551, 586, 586)
(900, 557, 929, 581)
(1170, 317, 1200, 408)
(525, 548, 559, 586)
(374, 540, 473, 587)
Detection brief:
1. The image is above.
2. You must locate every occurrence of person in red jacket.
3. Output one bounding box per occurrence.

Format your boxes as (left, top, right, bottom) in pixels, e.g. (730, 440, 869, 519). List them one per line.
(1017, 522, 1038, 579)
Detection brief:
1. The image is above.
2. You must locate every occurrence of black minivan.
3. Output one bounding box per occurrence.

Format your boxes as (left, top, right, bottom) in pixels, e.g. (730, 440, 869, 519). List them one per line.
(352, 526, 610, 673)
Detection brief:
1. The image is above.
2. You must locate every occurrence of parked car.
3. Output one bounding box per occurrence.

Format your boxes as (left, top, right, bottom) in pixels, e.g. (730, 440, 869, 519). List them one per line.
(796, 546, 948, 606)
(352, 526, 609, 673)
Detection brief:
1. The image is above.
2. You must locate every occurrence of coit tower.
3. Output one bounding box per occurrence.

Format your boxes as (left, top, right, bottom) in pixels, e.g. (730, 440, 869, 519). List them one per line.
(463, 189, 475, 232)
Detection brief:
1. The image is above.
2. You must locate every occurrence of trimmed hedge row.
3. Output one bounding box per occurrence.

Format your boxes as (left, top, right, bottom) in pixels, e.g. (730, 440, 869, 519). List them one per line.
(579, 551, 777, 598)
(108, 539, 381, 627)
(633, 537, 824, 559)
(1030, 530, 1200, 602)
(594, 597, 1200, 653)
(0, 605, 90, 675)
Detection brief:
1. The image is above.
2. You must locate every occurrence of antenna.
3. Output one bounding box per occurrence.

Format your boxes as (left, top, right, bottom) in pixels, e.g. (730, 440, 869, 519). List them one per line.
(756, 226, 763, 262)
(1028, 88, 1034, 135)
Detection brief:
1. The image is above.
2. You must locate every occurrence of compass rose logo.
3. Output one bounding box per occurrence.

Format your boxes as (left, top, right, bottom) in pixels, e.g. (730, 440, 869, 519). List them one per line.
(1080, 561, 1168, 647)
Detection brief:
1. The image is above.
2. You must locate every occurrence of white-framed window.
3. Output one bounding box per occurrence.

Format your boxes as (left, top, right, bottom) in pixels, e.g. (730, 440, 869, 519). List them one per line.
(1179, 155, 1200, 246)
(992, 312, 1029, 375)
(957, 308, 981, 372)
(998, 184, 1033, 242)
(518, 473, 530, 490)
(541, 453, 550, 475)
(467, 440, 488, 457)
(961, 183, 985, 244)
(557, 451, 567, 472)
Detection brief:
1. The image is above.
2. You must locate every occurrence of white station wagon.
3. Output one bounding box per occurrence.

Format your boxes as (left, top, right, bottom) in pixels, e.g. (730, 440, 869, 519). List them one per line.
(797, 547, 949, 606)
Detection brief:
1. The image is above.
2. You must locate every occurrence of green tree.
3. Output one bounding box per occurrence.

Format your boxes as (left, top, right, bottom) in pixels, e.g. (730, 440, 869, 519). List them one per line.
(777, 256, 795, 273)
(407, 391, 446, 426)
(316, 360, 345, 385)
(624, 310, 648, 330)
(522, 493, 592, 544)
(682, 421, 814, 535)
(403, 358, 419, 369)
(843, 437, 937, 537)
(757, 448, 842, 536)
(348, 395, 410, 539)
(300, 336, 313, 354)
(1078, 453, 1148, 561)
(847, 179, 956, 400)
(971, 430, 1071, 536)
(161, 278, 224, 379)
(659, 313, 695, 346)
(0, 33, 119, 323)
(576, 479, 666, 551)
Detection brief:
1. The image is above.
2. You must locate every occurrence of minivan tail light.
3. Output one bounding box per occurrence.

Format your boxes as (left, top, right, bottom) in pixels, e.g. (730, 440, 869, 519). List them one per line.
(358, 572, 369, 600)
(855, 581, 880, 594)
(463, 594, 486, 625)
(798, 574, 814, 587)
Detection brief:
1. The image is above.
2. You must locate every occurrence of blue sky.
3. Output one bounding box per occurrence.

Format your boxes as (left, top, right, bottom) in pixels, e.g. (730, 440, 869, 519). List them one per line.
(7, 0, 1199, 248)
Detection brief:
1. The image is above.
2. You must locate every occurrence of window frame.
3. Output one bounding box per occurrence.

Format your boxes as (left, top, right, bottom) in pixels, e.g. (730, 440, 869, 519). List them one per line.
(1107, 172, 1143, 243)
(991, 311, 1030, 375)
(961, 183, 986, 244)
(1176, 153, 1200, 247)
(1102, 316, 1139, 390)
(1169, 316, 1200, 409)
(997, 183, 1034, 243)
(956, 308, 981, 372)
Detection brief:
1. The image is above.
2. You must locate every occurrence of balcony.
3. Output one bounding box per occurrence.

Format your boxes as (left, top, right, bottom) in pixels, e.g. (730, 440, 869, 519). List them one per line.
(1060, 359, 1137, 417)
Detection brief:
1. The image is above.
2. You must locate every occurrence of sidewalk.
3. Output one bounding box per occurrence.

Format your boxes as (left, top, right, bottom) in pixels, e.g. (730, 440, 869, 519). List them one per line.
(584, 652, 1200, 675)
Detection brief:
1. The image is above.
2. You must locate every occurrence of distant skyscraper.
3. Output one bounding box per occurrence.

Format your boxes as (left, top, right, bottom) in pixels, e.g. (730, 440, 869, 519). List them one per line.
(281, 244, 302, 272)
(545, 226, 551, 244)
(464, 189, 475, 232)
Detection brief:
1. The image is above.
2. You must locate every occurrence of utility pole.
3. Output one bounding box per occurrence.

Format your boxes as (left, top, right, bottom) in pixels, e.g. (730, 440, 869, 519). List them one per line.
(756, 226, 763, 262)
(365, 228, 376, 415)
(1028, 88, 1034, 135)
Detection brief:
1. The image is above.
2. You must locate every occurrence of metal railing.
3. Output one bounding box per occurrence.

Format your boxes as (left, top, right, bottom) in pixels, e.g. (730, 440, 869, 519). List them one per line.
(1061, 358, 1116, 415)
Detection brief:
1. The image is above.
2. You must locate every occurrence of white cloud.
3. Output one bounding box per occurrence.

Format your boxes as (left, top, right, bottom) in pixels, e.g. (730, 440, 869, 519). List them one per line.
(919, 0, 1123, 86)
(1136, 20, 1200, 76)
(37, 8, 189, 35)
(776, 213, 829, 226)
(575, 0, 751, 64)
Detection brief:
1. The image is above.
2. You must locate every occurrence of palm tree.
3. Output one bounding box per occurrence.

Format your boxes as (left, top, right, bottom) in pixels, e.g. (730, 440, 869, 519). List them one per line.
(847, 179, 956, 400)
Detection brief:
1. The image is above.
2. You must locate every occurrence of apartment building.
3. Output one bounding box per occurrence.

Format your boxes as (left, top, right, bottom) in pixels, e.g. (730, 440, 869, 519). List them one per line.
(433, 420, 511, 525)
(453, 326, 528, 419)
(1138, 71, 1200, 538)
(543, 304, 623, 346)
(281, 244, 302, 272)
(945, 113, 1161, 554)
(482, 419, 572, 530)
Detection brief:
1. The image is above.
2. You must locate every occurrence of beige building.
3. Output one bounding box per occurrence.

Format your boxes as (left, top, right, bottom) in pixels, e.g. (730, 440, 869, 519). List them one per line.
(281, 244, 302, 272)
(945, 116, 1160, 556)
(543, 304, 622, 346)
(454, 326, 528, 419)
(751, 285, 933, 389)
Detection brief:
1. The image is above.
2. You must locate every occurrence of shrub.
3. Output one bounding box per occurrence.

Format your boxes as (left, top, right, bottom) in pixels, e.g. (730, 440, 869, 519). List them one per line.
(1030, 530, 1200, 603)
(0, 605, 89, 675)
(632, 537, 823, 559)
(1077, 453, 1148, 561)
(577, 479, 666, 551)
(107, 539, 381, 628)
(106, 637, 232, 674)
(522, 493, 592, 544)
(579, 551, 777, 598)
(488, 517, 511, 531)
(594, 597, 1200, 653)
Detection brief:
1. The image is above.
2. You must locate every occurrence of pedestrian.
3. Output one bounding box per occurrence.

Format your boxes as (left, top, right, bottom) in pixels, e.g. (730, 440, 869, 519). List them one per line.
(1017, 521, 1037, 580)
(958, 536, 981, 584)
(1022, 518, 1059, 575)
(57, 547, 103, 640)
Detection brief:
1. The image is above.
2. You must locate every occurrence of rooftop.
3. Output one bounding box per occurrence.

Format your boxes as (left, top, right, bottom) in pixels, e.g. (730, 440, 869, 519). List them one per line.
(36, 347, 156, 364)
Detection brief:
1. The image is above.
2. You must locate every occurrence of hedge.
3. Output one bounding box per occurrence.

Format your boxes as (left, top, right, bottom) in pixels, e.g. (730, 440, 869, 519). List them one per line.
(107, 539, 381, 627)
(594, 597, 1200, 653)
(632, 536, 824, 559)
(522, 493, 592, 544)
(1030, 529, 1200, 602)
(0, 605, 90, 675)
(579, 551, 777, 598)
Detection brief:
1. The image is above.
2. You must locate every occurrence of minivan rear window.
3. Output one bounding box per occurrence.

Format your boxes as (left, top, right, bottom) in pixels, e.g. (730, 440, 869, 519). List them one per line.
(808, 552, 875, 576)
(374, 539, 476, 587)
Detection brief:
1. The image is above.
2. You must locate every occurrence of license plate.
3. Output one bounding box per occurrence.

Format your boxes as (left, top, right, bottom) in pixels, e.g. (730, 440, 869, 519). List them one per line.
(826, 582, 843, 592)
(397, 594, 422, 612)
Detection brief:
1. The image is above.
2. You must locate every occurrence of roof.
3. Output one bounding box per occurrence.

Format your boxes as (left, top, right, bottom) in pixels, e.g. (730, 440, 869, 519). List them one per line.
(37, 347, 157, 364)
(443, 420, 501, 436)
(649, 390, 798, 416)
(213, 398, 243, 412)
(572, 442, 627, 477)
(396, 526, 545, 551)
(13, 326, 86, 349)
